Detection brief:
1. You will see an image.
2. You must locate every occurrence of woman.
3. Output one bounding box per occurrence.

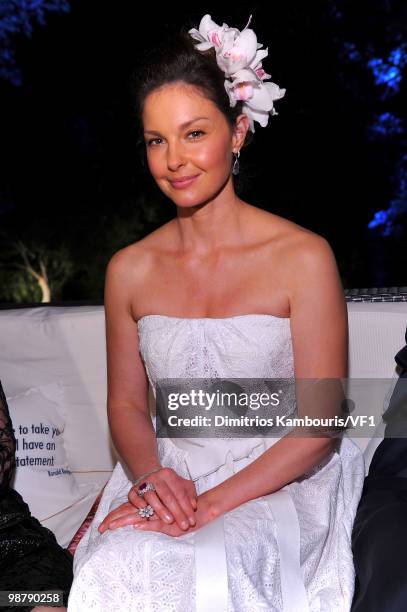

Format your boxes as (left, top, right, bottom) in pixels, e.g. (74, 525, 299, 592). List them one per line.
(0, 380, 73, 612)
(68, 14, 365, 611)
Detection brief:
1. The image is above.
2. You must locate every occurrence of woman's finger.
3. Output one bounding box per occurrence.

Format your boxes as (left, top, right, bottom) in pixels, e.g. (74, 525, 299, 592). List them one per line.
(129, 481, 177, 524)
(128, 485, 148, 506)
(106, 512, 159, 530)
(177, 489, 197, 526)
(98, 502, 133, 529)
(127, 469, 197, 530)
(99, 507, 158, 532)
(100, 513, 140, 531)
(98, 502, 146, 532)
(154, 481, 192, 531)
(128, 485, 173, 522)
(141, 490, 175, 524)
(162, 478, 197, 525)
(185, 481, 198, 506)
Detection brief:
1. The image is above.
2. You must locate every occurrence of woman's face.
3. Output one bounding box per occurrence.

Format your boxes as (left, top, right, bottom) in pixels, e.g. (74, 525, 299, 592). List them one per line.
(142, 82, 237, 207)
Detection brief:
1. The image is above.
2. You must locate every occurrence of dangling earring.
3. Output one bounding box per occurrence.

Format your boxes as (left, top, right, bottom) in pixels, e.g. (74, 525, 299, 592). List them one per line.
(232, 150, 240, 176)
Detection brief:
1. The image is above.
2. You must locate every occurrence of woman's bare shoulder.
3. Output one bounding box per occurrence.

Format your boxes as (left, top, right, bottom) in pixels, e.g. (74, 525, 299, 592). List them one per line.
(263, 213, 342, 305)
(245, 206, 338, 298)
(278, 218, 331, 258)
(105, 221, 176, 279)
(274, 219, 336, 280)
(245, 204, 328, 253)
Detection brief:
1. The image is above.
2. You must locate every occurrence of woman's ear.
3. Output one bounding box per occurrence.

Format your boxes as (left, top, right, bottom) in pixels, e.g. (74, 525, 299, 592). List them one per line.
(232, 113, 250, 151)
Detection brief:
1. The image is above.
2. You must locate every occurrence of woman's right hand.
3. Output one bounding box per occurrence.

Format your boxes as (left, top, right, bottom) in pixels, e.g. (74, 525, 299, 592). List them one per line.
(128, 467, 198, 530)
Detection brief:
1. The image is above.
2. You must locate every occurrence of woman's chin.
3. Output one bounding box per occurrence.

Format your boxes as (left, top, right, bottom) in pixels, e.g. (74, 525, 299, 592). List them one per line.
(168, 191, 210, 209)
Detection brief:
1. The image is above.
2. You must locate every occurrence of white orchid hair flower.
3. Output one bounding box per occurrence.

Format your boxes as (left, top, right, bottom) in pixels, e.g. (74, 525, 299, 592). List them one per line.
(188, 14, 286, 132)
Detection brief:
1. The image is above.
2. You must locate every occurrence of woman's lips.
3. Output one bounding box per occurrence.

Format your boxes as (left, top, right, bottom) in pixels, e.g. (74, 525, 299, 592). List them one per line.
(169, 174, 200, 189)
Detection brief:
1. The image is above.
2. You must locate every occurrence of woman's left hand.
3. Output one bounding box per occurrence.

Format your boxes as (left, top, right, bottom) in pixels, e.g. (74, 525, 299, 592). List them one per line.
(98, 492, 217, 536)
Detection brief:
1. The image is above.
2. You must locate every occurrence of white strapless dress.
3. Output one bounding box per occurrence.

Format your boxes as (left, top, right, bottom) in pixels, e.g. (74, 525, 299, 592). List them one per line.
(68, 314, 365, 612)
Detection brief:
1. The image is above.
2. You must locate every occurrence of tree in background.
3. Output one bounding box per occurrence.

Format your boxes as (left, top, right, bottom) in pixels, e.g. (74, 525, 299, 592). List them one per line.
(0, 0, 70, 86)
(0, 233, 74, 302)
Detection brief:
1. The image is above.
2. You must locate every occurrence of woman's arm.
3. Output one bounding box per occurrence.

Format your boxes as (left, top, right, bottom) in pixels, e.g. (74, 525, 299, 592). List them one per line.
(104, 249, 160, 479)
(103, 247, 197, 531)
(204, 233, 347, 518)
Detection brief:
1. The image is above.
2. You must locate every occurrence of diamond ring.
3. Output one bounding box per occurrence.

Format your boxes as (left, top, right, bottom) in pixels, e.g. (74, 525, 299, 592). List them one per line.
(137, 504, 154, 519)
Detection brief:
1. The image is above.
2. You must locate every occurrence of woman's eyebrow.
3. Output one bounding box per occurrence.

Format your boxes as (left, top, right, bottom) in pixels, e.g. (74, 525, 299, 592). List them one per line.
(144, 116, 210, 135)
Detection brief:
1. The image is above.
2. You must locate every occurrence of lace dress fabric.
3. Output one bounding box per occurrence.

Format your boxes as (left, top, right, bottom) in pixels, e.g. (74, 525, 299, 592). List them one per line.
(68, 315, 365, 612)
(0, 380, 73, 611)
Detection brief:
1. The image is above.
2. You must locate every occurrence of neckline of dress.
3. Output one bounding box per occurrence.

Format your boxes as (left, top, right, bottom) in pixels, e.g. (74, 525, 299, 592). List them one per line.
(137, 313, 290, 324)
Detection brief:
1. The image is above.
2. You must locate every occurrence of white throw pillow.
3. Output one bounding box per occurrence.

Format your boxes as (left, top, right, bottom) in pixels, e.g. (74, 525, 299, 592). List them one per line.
(7, 380, 94, 521)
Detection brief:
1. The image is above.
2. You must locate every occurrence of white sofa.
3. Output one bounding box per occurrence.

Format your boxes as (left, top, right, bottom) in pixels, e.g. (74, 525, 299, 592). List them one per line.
(0, 301, 406, 548)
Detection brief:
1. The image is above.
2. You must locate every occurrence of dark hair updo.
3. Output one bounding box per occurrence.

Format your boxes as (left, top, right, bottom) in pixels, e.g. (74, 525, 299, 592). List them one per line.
(130, 27, 254, 191)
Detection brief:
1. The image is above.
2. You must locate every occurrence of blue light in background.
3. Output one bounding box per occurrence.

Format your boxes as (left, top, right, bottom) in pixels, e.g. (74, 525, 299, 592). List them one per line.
(368, 209, 390, 228)
(389, 47, 403, 67)
(363, 42, 406, 234)
(368, 112, 404, 138)
(342, 41, 362, 62)
(368, 209, 400, 237)
(368, 155, 407, 237)
(367, 44, 407, 97)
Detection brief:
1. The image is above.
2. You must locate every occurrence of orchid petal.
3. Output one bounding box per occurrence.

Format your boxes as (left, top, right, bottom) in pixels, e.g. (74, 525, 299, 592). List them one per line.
(217, 29, 258, 75)
(224, 81, 238, 107)
(230, 68, 259, 85)
(244, 82, 275, 111)
(188, 28, 206, 44)
(244, 81, 286, 113)
(195, 41, 215, 51)
(234, 29, 258, 64)
(256, 68, 272, 80)
(250, 48, 268, 69)
(219, 29, 239, 55)
(189, 14, 229, 52)
(233, 82, 255, 101)
(242, 104, 269, 129)
(264, 81, 286, 101)
(198, 14, 221, 39)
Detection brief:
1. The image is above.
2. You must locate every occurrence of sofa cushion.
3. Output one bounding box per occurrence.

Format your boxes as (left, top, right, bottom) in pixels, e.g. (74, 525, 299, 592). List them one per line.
(7, 381, 95, 521)
(0, 306, 118, 473)
(346, 302, 407, 460)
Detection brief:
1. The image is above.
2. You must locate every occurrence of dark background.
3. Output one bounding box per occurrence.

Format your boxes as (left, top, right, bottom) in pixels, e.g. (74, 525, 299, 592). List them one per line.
(0, 1, 406, 303)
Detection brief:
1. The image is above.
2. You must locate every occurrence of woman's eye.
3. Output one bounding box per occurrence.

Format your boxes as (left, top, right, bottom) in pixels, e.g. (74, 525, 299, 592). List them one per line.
(146, 138, 162, 147)
(188, 130, 204, 139)
(145, 131, 204, 146)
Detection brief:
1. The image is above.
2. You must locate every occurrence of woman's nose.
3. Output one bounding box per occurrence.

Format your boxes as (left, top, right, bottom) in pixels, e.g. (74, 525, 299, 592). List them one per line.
(166, 143, 185, 171)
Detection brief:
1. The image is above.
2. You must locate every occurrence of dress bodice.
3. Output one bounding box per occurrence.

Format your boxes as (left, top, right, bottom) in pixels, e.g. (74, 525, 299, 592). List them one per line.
(136, 314, 295, 482)
(137, 314, 294, 389)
